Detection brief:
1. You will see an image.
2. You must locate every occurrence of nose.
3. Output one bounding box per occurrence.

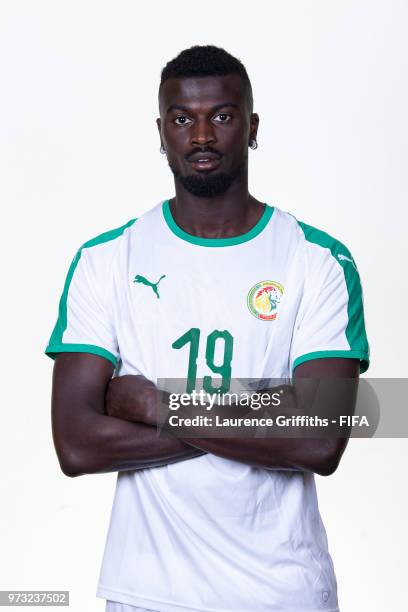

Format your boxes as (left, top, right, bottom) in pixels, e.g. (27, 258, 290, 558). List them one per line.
(191, 118, 216, 147)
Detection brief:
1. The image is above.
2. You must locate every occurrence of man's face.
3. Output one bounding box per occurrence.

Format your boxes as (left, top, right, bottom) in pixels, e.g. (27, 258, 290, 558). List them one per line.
(157, 75, 258, 198)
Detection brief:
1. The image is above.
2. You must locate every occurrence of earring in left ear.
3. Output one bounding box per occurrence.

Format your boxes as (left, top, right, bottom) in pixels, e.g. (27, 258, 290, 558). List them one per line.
(249, 139, 258, 150)
(160, 145, 166, 154)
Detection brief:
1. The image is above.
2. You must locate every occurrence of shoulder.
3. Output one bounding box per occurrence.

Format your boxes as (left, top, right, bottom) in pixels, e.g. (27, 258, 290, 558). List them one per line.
(275, 207, 359, 275)
(76, 200, 164, 261)
(78, 218, 137, 260)
(81, 218, 137, 251)
(62, 218, 138, 284)
(295, 217, 355, 263)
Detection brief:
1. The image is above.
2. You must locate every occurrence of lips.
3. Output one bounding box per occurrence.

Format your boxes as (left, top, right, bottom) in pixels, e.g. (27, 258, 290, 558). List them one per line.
(187, 151, 222, 172)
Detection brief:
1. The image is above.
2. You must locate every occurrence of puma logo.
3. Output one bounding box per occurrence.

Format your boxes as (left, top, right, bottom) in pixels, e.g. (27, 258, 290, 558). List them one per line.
(337, 254, 357, 271)
(133, 274, 166, 299)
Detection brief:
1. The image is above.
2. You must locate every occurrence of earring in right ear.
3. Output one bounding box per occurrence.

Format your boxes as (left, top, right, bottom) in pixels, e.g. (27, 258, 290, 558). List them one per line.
(160, 145, 166, 154)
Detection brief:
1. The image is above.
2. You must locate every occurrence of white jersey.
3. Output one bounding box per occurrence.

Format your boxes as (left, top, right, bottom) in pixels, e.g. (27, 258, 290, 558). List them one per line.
(46, 200, 369, 612)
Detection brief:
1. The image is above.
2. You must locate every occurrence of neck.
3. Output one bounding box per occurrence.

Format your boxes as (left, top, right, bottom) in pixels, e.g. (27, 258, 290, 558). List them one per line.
(170, 173, 264, 240)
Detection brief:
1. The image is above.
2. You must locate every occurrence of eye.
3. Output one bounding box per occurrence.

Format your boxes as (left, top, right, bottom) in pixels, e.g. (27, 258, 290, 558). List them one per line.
(174, 116, 192, 126)
(213, 113, 231, 123)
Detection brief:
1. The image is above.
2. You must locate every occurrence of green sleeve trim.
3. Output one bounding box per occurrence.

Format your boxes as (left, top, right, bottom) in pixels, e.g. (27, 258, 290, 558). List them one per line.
(162, 199, 274, 247)
(47, 218, 137, 349)
(293, 350, 370, 374)
(45, 343, 117, 367)
(297, 220, 370, 369)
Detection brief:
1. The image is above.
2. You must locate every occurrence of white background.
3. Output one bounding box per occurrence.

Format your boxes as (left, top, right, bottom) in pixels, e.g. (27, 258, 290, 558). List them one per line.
(1, 1, 407, 611)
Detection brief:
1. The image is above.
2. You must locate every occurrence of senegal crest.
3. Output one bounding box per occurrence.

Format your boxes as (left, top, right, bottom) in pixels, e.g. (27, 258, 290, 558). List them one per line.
(247, 280, 284, 321)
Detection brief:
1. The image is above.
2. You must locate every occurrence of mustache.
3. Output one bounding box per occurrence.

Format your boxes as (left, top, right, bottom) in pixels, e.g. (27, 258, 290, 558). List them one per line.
(184, 147, 223, 161)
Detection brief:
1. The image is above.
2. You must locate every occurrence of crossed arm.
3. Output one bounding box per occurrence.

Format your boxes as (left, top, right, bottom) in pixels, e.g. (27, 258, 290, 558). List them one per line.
(51, 353, 359, 478)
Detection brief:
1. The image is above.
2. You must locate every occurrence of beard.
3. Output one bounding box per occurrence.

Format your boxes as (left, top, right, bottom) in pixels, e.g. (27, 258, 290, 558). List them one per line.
(168, 159, 246, 198)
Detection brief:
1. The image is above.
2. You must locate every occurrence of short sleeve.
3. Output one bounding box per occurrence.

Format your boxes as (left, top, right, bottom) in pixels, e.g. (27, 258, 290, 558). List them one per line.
(45, 246, 119, 366)
(290, 239, 370, 375)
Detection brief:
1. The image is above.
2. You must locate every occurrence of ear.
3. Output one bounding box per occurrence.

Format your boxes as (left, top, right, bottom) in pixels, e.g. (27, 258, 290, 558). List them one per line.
(156, 117, 164, 147)
(249, 113, 259, 142)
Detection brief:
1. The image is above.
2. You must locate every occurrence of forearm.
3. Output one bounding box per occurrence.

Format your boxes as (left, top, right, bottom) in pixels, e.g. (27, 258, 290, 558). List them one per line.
(101, 372, 354, 477)
(113, 385, 332, 474)
(182, 436, 343, 476)
(52, 355, 205, 478)
(173, 383, 349, 475)
(56, 409, 204, 478)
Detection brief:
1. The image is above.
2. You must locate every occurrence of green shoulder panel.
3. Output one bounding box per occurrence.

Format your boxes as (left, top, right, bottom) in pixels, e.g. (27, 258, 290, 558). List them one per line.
(46, 218, 137, 355)
(297, 219, 369, 373)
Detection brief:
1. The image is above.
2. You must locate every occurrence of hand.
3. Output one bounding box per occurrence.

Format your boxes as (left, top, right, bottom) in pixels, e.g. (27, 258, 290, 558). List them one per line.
(105, 375, 159, 426)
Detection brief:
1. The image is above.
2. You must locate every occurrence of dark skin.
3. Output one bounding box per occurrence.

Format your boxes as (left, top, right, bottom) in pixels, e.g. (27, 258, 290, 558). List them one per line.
(51, 353, 206, 477)
(51, 74, 360, 477)
(157, 75, 264, 238)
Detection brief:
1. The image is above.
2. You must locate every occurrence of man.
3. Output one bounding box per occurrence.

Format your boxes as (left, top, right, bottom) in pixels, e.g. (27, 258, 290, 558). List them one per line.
(46, 46, 370, 612)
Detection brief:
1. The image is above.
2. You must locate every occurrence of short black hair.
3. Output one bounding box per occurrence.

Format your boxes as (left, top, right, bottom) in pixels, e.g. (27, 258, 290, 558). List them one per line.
(160, 45, 253, 111)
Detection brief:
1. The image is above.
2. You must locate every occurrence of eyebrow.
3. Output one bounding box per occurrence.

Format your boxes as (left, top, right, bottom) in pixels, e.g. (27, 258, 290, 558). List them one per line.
(166, 102, 240, 114)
